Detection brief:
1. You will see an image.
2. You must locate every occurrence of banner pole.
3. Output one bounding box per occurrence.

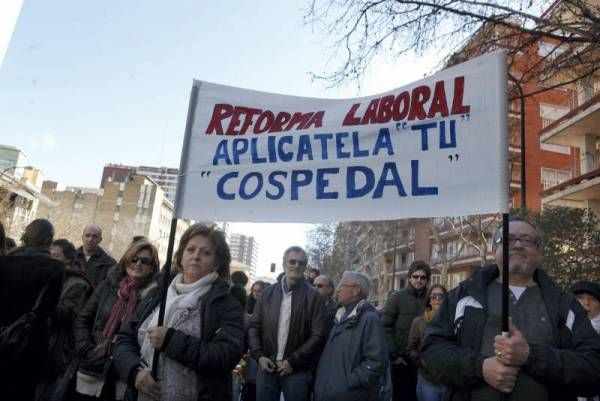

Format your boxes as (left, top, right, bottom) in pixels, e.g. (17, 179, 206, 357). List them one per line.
(152, 217, 178, 378)
(501, 213, 510, 335)
(151, 83, 200, 379)
(501, 212, 510, 400)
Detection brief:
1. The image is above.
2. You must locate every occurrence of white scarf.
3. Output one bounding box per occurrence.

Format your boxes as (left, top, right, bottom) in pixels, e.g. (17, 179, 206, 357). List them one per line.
(139, 272, 218, 368)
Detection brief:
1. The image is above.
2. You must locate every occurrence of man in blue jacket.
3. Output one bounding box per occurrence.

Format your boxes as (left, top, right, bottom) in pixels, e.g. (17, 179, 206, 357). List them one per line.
(314, 271, 388, 401)
(421, 216, 600, 401)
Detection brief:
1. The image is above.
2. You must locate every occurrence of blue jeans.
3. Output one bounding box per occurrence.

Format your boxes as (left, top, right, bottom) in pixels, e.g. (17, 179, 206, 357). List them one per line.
(416, 374, 446, 401)
(256, 368, 312, 401)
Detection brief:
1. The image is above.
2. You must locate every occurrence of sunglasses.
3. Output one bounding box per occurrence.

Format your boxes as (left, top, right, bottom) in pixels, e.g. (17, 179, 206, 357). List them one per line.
(131, 256, 153, 266)
(411, 274, 428, 281)
(287, 259, 307, 267)
(315, 284, 330, 289)
(429, 293, 445, 300)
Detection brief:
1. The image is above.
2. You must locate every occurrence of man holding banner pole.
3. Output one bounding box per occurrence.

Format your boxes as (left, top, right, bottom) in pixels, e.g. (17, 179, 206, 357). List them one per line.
(421, 215, 600, 401)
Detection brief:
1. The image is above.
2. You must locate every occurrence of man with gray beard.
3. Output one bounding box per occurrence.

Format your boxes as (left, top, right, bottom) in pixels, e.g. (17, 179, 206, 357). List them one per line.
(422, 216, 600, 401)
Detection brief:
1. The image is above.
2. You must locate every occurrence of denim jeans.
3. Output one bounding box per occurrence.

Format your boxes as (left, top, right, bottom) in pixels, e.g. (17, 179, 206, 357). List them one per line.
(416, 374, 446, 401)
(256, 368, 312, 401)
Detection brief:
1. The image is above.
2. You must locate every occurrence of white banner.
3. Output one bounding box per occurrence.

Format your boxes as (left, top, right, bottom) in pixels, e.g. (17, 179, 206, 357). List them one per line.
(175, 52, 508, 222)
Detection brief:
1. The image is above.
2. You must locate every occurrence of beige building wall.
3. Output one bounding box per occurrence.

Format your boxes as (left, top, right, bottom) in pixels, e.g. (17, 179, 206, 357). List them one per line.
(36, 182, 101, 243)
(36, 174, 190, 266)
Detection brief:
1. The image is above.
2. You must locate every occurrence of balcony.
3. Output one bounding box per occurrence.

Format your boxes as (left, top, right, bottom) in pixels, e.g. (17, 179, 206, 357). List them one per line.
(541, 153, 600, 207)
(539, 90, 600, 209)
(540, 93, 600, 148)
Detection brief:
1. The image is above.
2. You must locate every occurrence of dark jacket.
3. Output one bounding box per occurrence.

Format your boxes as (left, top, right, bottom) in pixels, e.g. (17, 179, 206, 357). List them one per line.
(407, 315, 440, 385)
(314, 300, 388, 401)
(248, 277, 326, 371)
(74, 265, 153, 377)
(382, 284, 427, 359)
(37, 265, 94, 401)
(0, 251, 64, 401)
(421, 265, 600, 401)
(323, 297, 340, 339)
(76, 246, 116, 288)
(113, 274, 245, 401)
(49, 265, 94, 372)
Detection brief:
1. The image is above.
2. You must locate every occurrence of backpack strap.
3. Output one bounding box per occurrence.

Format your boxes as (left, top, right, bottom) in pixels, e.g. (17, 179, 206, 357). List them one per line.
(31, 284, 49, 314)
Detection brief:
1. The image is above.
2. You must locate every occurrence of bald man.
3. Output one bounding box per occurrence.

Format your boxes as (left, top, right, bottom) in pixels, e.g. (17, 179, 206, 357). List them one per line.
(76, 225, 116, 286)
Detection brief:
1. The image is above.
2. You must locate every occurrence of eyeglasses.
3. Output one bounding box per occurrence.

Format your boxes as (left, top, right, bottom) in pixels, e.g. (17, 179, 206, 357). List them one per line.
(495, 235, 539, 247)
(429, 293, 444, 300)
(287, 259, 307, 267)
(411, 274, 428, 281)
(315, 284, 330, 289)
(131, 256, 153, 266)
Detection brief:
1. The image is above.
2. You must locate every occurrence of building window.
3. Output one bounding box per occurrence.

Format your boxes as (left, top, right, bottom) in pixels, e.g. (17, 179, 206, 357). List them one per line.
(541, 167, 572, 190)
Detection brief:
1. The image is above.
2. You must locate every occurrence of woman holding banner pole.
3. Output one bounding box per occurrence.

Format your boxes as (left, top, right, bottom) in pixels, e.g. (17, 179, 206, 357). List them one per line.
(113, 223, 245, 401)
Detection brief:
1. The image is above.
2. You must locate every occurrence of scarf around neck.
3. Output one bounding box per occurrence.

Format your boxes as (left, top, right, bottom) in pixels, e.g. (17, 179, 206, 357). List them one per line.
(97, 275, 144, 356)
(138, 271, 218, 370)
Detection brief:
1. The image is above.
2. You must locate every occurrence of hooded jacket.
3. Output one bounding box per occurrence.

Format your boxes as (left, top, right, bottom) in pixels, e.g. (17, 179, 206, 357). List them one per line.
(421, 265, 600, 401)
(314, 300, 389, 401)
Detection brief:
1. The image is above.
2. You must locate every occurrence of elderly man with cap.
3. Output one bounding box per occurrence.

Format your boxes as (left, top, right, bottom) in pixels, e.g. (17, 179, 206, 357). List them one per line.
(572, 281, 600, 335)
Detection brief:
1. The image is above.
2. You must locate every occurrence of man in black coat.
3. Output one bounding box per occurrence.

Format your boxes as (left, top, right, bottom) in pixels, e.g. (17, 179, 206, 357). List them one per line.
(76, 224, 116, 286)
(382, 260, 431, 401)
(0, 252, 64, 401)
(248, 246, 326, 401)
(421, 216, 600, 401)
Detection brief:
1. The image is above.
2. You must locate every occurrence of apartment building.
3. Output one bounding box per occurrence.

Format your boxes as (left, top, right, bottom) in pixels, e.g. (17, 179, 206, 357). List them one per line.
(229, 233, 258, 281)
(37, 174, 189, 264)
(0, 145, 51, 237)
(101, 163, 179, 203)
(539, 88, 600, 215)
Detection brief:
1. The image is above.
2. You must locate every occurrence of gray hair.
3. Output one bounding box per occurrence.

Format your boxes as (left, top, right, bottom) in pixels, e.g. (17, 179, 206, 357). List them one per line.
(83, 224, 103, 236)
(282, 245, 307, 262)
(343, 271, 370, 299)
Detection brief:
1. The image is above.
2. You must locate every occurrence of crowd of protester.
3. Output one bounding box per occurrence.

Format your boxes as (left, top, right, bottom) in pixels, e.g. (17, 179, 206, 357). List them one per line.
(1, 215, 600, 401)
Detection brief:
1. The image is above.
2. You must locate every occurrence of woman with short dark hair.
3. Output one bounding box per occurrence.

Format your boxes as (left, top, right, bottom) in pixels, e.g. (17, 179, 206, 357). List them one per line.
(114, 224, 244, 401)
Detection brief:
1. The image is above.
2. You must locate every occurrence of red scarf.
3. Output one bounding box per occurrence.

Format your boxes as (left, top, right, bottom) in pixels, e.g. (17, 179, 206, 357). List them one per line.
(97, 275, 143, 356)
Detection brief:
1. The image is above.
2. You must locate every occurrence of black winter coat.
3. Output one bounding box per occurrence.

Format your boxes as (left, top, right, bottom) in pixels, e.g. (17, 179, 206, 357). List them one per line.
(77, 246, 116, 288)
(421, 265, 600, 401)
(248, 278, 326, 371)
(113, 274, 245, 401)
(382, 284, 427, 359)
(0, 250, 64, 401)
(74, 266, 153, 377)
